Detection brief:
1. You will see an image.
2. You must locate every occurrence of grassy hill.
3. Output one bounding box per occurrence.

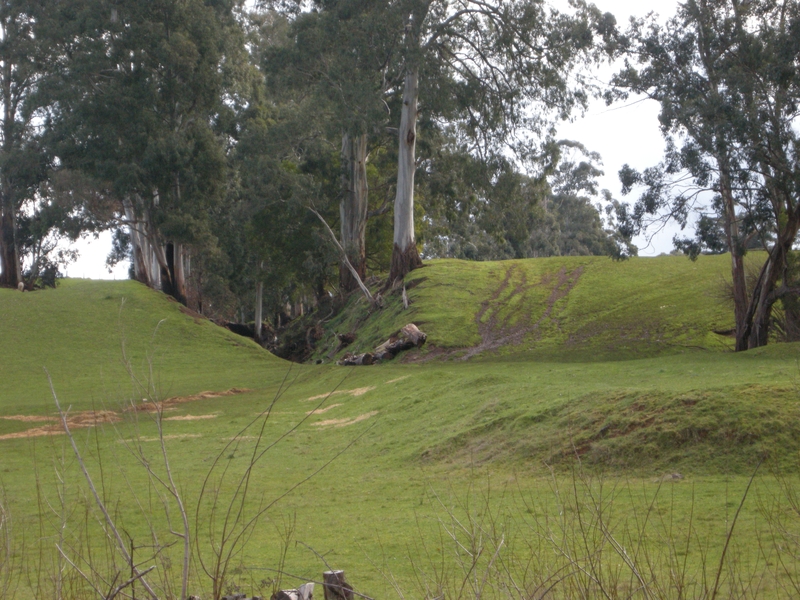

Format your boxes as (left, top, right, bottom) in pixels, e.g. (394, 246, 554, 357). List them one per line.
(312, 253, 748, 363)
(2, 256, 800, 598)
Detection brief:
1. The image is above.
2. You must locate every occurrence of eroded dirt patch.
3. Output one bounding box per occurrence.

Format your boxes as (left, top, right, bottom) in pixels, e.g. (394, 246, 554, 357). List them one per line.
(306, 403, 343, 416)
(312, 411, 378, 428)
(304, 386, 376, 402)
(0, 411, 120, 440)
(415, 264, 585, 362)
(130, 388, 251, 412)
(122, 434, 203, 443)
(163, 413, 219, 421)
(1, 388, 249, 440)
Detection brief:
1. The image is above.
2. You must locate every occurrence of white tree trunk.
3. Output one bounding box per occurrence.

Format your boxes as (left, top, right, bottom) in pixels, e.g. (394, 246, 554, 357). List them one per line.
(340, 132, 369, 292)
(389, 67, 423, 283)
(123, 196, 155, 287)
(254, 281, 263, 342)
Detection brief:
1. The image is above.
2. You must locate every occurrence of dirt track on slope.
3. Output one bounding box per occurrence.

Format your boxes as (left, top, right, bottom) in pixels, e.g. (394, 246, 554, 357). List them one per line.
(409, 264, 584, 362)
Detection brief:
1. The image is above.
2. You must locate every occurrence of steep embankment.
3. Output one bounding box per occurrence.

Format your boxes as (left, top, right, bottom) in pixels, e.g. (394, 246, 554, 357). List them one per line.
(314, 253, 747, 363)
(0, 279, 283, 416)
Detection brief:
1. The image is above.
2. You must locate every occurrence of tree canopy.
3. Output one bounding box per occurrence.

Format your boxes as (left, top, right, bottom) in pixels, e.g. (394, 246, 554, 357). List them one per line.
(613, 0, 800, 349)
(6, 0, 794, 353)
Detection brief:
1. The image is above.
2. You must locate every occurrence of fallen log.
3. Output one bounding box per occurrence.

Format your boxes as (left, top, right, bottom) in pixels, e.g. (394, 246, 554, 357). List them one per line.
(374, 324, 427, 361)
(339, 352, 374, 366)
(337, 324, 426, 365)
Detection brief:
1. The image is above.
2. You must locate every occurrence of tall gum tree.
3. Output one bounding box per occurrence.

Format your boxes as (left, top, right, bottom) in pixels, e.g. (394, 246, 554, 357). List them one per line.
(262, 1, 399, 292)
(45, 0, 245, 305)
(0, 1, 48, 287)
(613, 0, 800, 350)
(387, 0, 613, 283)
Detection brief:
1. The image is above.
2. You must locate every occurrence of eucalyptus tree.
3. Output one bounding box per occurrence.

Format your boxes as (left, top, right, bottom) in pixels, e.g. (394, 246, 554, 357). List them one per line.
(0, 0, 50, 287)
(43, 0, 248, 305)
(385, 0, 615, 282)
(613, 0, 800, 349)
(421, 140, 616, 260)
(261, 0, 401, 292)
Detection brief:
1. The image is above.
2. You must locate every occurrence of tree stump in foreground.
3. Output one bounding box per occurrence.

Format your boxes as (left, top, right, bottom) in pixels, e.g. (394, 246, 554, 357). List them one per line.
(323, 570, 353, 600)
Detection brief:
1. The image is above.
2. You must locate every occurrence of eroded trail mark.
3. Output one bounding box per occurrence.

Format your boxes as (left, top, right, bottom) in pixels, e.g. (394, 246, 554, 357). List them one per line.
(459, 264, 584, 360)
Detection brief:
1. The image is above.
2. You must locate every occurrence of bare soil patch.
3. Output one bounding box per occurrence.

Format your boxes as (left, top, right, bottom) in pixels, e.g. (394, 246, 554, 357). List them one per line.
(312, 411, 378, 428)
(130, 388, 251, 412)
(1, 388, 249, 441)
(304, 386, 376, 402)
(163, 413, 219, 421)
(306, 403, 343, 416)
(0, 410, 120, 440)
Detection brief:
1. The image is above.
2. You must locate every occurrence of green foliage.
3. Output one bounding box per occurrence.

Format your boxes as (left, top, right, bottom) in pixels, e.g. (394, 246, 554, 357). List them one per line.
(421, 142, 618, 261)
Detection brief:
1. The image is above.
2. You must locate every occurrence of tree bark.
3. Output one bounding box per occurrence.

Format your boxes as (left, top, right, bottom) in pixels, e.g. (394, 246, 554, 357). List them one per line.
(323, 570, 353, 600)
(718, 169, 749, 351)
(164, 242, 188, 305)
(0, 205, 20, 287)
(389, 67, 423, 284)
(255, 281, 264, 343)
(340, 132, 369, 292)
(123, 196, 156, 287)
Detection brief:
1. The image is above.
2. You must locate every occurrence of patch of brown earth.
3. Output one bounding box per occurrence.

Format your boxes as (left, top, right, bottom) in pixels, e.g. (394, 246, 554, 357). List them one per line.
(126, 434, 203, 442)
(0, 415, 57, 423)
(1, 388, 249, 441)
(306, 403, 343, 416)
(0, 410, 121, 440)
(130, 388, 251, 412)
(163, 413, 219, 421)
(312, 411, 378, 428)
(304, 386, 376, 402)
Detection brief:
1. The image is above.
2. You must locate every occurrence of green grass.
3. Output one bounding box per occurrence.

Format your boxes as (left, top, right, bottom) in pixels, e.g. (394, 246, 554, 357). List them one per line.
(3, 256, 800, 598)
(314, 253, 740, 363)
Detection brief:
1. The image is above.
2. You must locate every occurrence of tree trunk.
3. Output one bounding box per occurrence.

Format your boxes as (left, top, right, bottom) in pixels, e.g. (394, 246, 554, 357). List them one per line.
(389, 67, 423, 284)
(718, 171, 749, 352)
(323, 570, 353, 600)
(740, 213, 800, 349)
(340, 132, 369, 292)
(123, 196, 157, 287)
(0, 206, 20, 287)
(163, 242, 187, 305)
(255, 281, 264, 343)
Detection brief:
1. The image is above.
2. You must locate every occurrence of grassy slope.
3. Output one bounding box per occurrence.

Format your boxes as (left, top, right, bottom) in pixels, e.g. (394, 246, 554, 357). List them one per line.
(315, 253, 747, 363)
(0, 279, 283, 415)
(2, 258, 800, 597)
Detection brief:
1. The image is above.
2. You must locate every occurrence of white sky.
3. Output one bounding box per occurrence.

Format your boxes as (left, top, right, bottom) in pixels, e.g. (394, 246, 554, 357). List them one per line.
(65, 0, 682, 279)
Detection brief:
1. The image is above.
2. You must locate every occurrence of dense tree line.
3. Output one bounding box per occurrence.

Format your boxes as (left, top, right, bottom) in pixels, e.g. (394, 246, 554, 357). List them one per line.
(1, 0, 798, 350)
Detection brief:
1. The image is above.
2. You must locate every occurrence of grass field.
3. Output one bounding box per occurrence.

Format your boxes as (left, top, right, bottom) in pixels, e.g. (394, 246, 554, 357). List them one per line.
(2, 254, 800, 599)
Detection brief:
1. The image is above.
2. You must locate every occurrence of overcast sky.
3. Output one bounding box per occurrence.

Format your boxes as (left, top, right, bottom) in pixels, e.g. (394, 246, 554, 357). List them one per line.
(65, 0, 683, 279)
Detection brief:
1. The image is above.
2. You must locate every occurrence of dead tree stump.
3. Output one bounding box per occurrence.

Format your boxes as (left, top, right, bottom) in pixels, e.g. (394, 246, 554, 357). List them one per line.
(323, 570, 353, 600)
